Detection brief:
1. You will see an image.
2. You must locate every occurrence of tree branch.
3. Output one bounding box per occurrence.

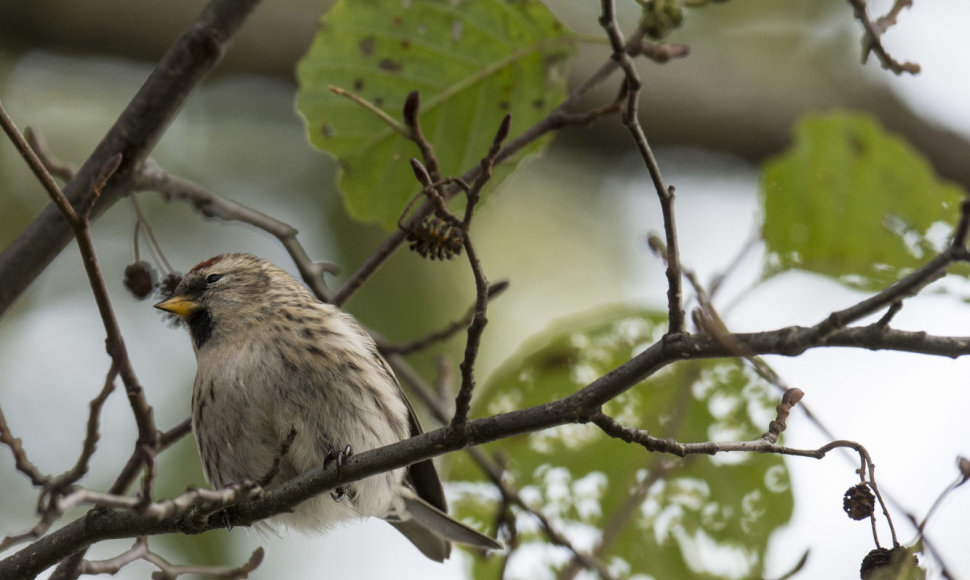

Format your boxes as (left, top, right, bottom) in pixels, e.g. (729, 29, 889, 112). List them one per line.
(329, 20, 648, 308)
(0, 102, 158, 453)
(136, 162, 338, 300)
(379, 280, 509, 356)
(847, 0, 920, 75)
(599, 0, 685, 336)
(5, 318, 970, 577)
(0, 0, 266, 319)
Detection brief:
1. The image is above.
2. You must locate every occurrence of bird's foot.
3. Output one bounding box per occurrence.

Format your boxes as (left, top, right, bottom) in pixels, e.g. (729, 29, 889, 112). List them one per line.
(324, 444, 353, 473)
(325, 444, 353, 502)
(219, 506, 238, 531)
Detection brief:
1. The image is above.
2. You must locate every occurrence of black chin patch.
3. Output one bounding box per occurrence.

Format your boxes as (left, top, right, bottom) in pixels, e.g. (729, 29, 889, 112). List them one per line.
(188, 308, 215, 349)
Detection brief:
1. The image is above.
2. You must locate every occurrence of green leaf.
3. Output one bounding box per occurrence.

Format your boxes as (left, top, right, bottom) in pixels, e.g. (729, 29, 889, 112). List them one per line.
(446, 306, 793, 579)
(296, 0, 574, 229)
(760, 112, 966, 291)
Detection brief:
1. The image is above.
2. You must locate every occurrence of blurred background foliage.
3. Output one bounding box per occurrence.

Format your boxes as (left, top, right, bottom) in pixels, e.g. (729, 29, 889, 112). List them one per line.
(1, 0, 968, 578)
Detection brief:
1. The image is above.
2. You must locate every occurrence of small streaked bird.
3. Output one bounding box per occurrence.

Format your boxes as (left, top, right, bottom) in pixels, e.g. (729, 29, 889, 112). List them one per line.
(155, 253, 500, 561)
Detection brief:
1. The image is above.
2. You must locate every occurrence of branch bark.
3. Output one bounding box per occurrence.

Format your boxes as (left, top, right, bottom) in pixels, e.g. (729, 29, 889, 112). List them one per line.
(0, 0, 265, 319)
(3, 320, 969, 578)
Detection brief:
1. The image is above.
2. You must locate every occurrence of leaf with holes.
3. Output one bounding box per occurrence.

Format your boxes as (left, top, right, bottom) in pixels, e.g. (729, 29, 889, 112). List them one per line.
(296, 0, 573, 229)
(445, 306, 793, 579)
(761, 112, 966, 291)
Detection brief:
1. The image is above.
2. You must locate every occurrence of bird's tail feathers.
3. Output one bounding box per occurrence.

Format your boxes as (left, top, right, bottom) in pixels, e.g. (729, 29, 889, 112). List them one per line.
(402, 494, 502, 551)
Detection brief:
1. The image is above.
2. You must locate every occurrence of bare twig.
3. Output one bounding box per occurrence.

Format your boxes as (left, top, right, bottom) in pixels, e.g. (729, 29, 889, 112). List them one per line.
(390, 358, 613, 578)
(0, 0, 268, 319)
(0, 406, 49, 488)
(159, 419, 193, 447)
(139, 545, 264, 579)
(129, 194, 174, 274)
(138, 444, 158, 508)
(450, 116, 511, 428)
(380, 280, 509, 356)
(79, 537, 264, 579)
(0, 101, 80, 224)
(913, 458, 970, 535)
(50, 364, 118, 487)
(54, 481, 263, 523)
(329, 85, 410, 138)
(24, 127, 75, 180)
(0, 101, 159, 454)
(599, 0, 685, 336)
(402, 90, 445, 188)
(762, 388, 805, 443)
(559, 460, 673, 580)
(77, 537, 149, 575)
(591, 410, 864, 462)
(490, 455, 616, 580)
(847, 0, 920, 75)
(136, 162, 338, 301)
(4, 314, 970, 577)
(330, 22, 652, 308)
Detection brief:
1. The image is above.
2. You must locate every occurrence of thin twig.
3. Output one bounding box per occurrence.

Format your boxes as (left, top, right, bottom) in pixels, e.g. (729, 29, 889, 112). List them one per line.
(329, 85, 410, 138)
(330, 22, 649, 308)
(847, 0, 920, 75)
(380, 280, 509, 356)
(50, 363, 118, 487)
(0, 0, 267, 320)
(450, 117, 510, 428)
(389, 359, 613, 578)
(141, 545, 264, 579)
(24, 127, 75, 180)
(137, 161, 338, 301)
(599, 0, 685, 336)
(1, 103, 159, 447)
(0, 406, 49, 487)
(79, 537, 264, 579)
(591, 409, 848, 460)
(485, 450, 616, 580)
(6, 314, 970, 577)
(0, 101, 80, 224)
(77, 537, 149, 575)
(559, 460, 672, 580)
(138, 444, 158, 509)
(402, 90, 445, 187)
(129, 194, 174, 273)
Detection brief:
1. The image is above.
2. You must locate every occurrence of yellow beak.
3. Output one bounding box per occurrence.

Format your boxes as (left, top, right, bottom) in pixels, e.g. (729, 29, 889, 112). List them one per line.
(154, 295, 200, 318)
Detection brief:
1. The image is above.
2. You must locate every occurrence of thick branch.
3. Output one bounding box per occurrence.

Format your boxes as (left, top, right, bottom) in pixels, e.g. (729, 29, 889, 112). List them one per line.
(4, 322, 970, 578)
(0, 0, 265, 319)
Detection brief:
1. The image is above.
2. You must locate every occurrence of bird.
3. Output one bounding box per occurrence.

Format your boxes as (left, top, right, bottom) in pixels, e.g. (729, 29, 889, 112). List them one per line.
(154, 253, 500, 561)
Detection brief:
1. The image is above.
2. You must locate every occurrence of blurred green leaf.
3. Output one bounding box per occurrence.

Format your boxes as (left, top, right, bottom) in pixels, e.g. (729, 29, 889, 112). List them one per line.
(295, 0, 573, 229)
(761, 112, 966, 291)
(447, 306, 793, 579)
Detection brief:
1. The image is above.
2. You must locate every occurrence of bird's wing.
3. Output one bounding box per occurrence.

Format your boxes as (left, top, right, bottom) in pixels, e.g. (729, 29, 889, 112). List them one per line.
(372, 350, 449, 512)
(400, 383, 449, 512)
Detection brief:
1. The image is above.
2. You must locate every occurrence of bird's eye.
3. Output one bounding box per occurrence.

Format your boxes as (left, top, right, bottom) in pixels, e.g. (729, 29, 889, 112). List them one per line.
(206, 274, 223, 285)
